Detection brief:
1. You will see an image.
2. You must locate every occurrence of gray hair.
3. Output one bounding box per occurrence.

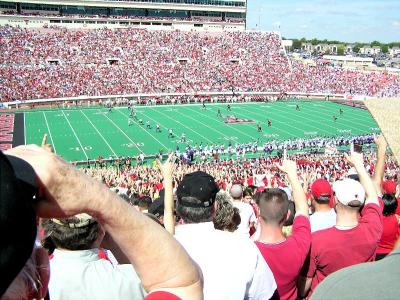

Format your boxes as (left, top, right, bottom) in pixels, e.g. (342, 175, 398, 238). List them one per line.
(213, 191, 241, 232)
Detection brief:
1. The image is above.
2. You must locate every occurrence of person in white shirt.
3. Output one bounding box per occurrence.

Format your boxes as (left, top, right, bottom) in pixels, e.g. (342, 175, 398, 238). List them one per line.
(174, 171, 277, 300)
(230, 184, 257, 236)
(42, 214, 146, 300)
(309, 179, 337, 232)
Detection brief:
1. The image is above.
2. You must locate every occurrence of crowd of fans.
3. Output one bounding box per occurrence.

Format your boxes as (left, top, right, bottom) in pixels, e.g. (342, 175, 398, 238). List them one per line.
(1, 134, 399, 299)
(83, 146, 399, 201)
(1, 20, 400, 300)
(1, 26, 399, 101)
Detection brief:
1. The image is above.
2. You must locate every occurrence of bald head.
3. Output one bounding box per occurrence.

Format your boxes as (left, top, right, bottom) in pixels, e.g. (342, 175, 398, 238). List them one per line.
(230, 184, 243, 200)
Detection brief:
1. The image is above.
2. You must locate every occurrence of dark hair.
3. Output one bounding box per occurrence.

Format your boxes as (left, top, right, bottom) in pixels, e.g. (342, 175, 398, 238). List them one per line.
(247, 185, 257, 194)
(256, 189, 289, 225)
(314, 195, 331, 205)
(243, 187, 254, 198)
(42, 219, 101, 251)
(382, 194, 398, 216)
(177, 196, 214, 223)
(138, 196, 152, 209)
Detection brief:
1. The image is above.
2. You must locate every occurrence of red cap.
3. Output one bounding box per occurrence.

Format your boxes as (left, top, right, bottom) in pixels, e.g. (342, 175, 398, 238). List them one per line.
(382, 180, 397, 194)
(144, 291, 181, 300)
(311, 179, 333, 199)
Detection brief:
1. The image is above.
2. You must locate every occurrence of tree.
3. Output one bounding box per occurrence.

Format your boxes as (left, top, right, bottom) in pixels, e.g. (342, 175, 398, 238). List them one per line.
(353, 43, 363, 54)
(311, 38, 319, 45)
(292, 39, 302, 50)
(370, 41, 381, 47)
(337, 46, 345, 55)
(382, 45, 389, 54)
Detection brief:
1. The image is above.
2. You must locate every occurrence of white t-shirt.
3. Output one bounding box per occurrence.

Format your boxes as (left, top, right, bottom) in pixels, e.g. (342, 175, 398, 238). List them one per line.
(175, 222, 277, 300)
(232, 200, 257, 236)
(310, 208, 337, 232)
(49, 249, 146, 300)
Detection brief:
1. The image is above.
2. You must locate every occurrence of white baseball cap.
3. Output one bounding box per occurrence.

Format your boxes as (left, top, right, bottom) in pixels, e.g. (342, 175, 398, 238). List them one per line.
(333, 178, 366, 207)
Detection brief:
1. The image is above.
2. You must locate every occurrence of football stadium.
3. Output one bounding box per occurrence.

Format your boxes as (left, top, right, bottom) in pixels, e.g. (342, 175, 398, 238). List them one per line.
(0, 0, 399, 299)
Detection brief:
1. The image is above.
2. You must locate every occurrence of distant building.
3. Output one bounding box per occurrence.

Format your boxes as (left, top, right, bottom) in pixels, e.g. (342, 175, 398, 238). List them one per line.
(301, 43, 338, 54)
(322, 55, 374, 68)
(345, 44, 355, 53)
(389, 47, 400, 57)
(359, 46, 381, 55)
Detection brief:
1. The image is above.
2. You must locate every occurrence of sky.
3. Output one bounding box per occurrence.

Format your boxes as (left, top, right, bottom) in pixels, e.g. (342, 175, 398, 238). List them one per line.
(246, 0, 400, 43)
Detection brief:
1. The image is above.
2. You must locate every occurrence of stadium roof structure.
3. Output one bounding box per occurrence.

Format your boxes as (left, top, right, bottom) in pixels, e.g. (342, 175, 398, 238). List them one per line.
(0, 0, 247, 31)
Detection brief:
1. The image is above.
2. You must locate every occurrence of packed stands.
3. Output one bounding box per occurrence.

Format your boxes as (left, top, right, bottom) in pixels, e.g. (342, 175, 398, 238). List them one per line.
(1, 26, 399, 102)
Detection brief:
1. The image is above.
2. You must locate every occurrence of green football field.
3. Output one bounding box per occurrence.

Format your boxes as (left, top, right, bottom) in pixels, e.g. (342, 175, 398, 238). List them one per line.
(22, 100, 380, 162)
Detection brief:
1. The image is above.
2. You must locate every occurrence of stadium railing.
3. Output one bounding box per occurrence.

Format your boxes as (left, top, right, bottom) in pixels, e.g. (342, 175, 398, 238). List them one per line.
(1, 91, 355, 110)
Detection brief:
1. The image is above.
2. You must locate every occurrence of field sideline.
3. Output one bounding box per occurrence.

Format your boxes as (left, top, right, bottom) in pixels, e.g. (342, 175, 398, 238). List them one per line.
(19, 100, 379, 162)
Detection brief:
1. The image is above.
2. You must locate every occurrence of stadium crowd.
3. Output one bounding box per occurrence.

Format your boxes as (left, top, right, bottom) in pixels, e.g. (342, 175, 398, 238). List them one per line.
(1, 133, 400, 300)
(1, 26, 399, 101)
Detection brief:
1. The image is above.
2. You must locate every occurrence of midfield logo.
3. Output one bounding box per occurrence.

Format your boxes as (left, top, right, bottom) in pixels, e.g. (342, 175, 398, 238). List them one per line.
(224, 115, 255, 124)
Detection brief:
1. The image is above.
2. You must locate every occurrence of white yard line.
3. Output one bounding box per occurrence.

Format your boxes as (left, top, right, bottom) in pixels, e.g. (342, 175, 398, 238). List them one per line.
(303, 103, 375, 128)
(102, 111, 145, 154)
(234, 106, 301, 138)
(115, 109, 169, 150)
(42, 111, 57, 154)
(62, 110, 88, 159)
(252, 104, 333, 135)
(172, 109, 231, 139)
(81, 110, 118, 157)
(23, 113, 27, 145)
(184, 106, 257, 140)
(148, 107, 214, 144)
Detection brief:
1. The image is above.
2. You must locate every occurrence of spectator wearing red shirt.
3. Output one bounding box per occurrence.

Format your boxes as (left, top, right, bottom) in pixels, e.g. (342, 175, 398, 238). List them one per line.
(256, 159, 311, 300)
(376, 193, 399, 260)
(298, 152, 383, 298)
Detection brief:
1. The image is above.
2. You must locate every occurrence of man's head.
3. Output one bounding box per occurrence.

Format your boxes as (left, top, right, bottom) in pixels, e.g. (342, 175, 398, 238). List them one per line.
(333, 178, 366, 210)
(0, 151, 39, 297)
(382, 180, 397, 195)
(42, 214, 103, 250)
(382, 193, 398, 217)
(230, 184, 243, 201)
(176, 171, 219, 223)
(149, 198, 165, 224)
(256, 189, 290, 226)
(311, 179, 333, 205)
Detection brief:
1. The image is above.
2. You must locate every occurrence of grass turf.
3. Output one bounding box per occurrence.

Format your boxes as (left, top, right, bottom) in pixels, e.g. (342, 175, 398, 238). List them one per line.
(22, 100, 380, 162)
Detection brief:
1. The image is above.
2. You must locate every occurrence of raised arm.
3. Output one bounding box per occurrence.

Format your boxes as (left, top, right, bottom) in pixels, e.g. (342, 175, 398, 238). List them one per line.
(5, 145, 203, 300)
(344, 151, 379, 206)
(372, 134, 388, 196)
(156, 153, 176, 235)
(277, 159, 309, 217)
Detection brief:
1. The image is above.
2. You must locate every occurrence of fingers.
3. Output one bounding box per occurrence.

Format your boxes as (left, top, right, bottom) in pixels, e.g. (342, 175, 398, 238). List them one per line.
(343, 152, 350, 164)
(41, 134, 47, 147)
(155, 159, 162, 170)
(41, 134, 53, 153)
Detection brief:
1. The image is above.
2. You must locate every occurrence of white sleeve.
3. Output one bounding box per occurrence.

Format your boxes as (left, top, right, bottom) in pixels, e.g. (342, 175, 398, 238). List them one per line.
(246, 245, 277, 300)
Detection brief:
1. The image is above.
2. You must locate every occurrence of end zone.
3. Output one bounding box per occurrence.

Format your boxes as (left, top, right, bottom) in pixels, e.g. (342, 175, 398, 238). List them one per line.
(0, 113, 25, 150)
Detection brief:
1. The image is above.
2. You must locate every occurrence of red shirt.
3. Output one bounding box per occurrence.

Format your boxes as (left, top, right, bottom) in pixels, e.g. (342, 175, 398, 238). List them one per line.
(144, 291, 181, 300)
(376, 214, 399, 254)
(303, 203, 383, 296)
(256, 216, 311, 300)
